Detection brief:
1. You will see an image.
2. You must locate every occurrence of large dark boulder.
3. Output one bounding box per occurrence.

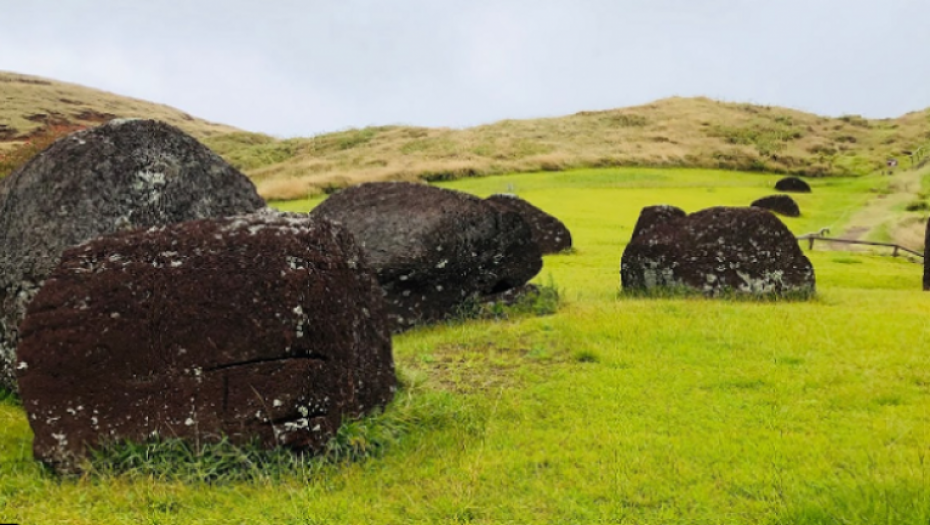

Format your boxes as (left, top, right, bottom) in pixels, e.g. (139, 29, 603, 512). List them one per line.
(485, 194, 572, 254)
(310, 182, 542, 331)
(0, 119, 265, 392)
(774, 176, 812, 193)
(630, 204, 687, 241)
(621, 206, 815, 297)
(751, 195, 801, 217)
(15, 212, 394, 472)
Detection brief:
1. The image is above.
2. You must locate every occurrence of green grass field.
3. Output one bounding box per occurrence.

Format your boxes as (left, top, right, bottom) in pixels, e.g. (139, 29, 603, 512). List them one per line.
(3, 168, 929, 524)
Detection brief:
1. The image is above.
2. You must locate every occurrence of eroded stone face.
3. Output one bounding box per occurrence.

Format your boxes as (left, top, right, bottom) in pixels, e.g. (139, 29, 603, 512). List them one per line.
(621, 206, 815, 297)
(751, 195, 801, 218)
(774, 176, 812, 193)
(0, 119, 265, 392)
(485, 194, 572, 254)
(310, 182, 542, 332)
(15, 213, 394, 472)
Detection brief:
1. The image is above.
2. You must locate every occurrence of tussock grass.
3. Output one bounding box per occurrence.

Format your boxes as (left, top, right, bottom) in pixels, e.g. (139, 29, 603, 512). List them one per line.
(3, 168, 930, 523)
(0, 70, 239, 151)
(84, 384, 478, 485)
(453, 277, 562, 322)
(198, 97, 930, 200)
(0, 387, 19, 406)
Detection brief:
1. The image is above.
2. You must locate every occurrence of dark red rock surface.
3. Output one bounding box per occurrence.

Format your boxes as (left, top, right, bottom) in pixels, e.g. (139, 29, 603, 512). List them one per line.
(630, 204, 687, 241)
(621, 206, 815, 297)
(310, 182, 542, 331)
(0, 119, 265, 392)
(16, 212, 394, 472)
(751, 195, 801, 217)
(774, 176, 812, 193)
(485, 194, 572, 254)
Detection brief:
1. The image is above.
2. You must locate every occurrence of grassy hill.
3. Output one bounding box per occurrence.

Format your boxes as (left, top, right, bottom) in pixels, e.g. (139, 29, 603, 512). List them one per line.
(0, 71, 239, 149)
(202, 97, 930, 200)
(3, 71, 930, 201)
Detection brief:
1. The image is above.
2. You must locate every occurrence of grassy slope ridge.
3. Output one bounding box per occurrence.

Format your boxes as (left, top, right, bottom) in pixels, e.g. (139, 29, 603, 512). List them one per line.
(204, 97, 930, 200)
(0, 71, 239, 148)
(4, 71, 930, 201)
(4, 168, 930, 524)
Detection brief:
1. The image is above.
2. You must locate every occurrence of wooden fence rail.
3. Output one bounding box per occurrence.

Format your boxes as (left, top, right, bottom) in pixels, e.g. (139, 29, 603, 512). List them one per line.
(908, 145, 929, 169)
(796, 234, 924, 259)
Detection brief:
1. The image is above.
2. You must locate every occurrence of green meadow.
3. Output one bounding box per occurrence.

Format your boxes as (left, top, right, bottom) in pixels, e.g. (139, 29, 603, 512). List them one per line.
(3, 168, 930, 524)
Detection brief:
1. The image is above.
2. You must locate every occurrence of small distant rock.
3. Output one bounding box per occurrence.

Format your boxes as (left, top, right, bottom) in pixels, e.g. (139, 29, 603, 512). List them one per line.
(621, 206, 815, 297)
(751, 195, 801, 217)
(630, 204, 687, 240)
(485, 194, 572, 254)
(0, 119, 265, 392)
(16, 213, 394, 472)
(774, 177, 812, 193)
(310, 182, 542, 331)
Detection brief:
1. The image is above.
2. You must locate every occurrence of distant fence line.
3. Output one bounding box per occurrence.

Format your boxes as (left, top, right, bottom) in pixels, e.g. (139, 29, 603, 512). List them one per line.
(797, 233, 923, 260)
(907, 145, 930, 169)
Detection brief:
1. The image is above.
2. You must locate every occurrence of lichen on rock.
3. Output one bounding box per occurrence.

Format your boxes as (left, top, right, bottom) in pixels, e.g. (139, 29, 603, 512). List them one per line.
(15, 212, 395, 472)
(621, 206, 815, 298)
(0, 119, 265, 392)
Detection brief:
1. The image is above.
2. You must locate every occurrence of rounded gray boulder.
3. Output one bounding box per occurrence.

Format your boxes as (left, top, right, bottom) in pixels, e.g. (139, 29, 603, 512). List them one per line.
(0, 119, 265, 392)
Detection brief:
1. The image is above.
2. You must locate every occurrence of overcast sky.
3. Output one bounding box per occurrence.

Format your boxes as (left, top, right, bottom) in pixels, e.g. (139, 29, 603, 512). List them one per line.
(2, 1, 929, 137)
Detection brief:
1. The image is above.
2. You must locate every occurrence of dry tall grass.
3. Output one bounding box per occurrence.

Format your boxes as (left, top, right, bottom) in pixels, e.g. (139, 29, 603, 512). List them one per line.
(201, 97, 930, 200)
(4, 70, 928, 200)
(0, 71, 238, 151)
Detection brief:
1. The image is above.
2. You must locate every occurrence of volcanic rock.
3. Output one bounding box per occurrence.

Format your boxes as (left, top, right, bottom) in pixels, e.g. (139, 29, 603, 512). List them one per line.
(630, 204, 687, 241)
(0, 119, 265, 392)
(310, 182, 542, 331)
(485, 194, 572, 254)
(774, 176, 812, 193)
(15, 212, 394, 472)
(621, 206, 815, 297)
(751, 195, 801, 217)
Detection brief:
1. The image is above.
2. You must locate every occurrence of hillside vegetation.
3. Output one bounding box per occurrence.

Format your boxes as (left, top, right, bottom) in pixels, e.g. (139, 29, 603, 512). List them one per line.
(203, 97, 930, 200)
(0, 71, 238, 150)
(4, 70, 930, 203)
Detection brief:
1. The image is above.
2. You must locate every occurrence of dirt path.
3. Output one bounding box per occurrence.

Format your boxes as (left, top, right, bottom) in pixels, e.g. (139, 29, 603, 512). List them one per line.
(828, 168, 925, 251)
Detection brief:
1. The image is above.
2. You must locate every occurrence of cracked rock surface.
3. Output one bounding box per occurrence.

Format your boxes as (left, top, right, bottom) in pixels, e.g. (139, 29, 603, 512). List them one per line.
(310, 182, 542, 332)
(16, 212, 394, 472)
(621, 206, 815, 297)
(485, 194, 572, 254)
(0, 119, 265, 392)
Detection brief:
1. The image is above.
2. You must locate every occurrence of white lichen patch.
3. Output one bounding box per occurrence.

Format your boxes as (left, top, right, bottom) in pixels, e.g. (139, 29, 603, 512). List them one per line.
(284, 418, 309, 431)
(107, 118, 142, 127)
